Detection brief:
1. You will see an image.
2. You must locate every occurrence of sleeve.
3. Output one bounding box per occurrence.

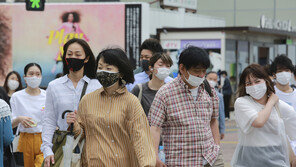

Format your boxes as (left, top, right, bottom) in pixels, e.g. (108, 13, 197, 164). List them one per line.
(131, 84, 140, 97)
(1, 103, 14, 146)
(148, 90, 166, 128)
(73, 99, 85, 139)
(127, 97, 156, 167)
(234, 97, 258, 134)
(41, 84, 58, 158)
(218, 93, 225, 134)
(278, 101, 296, 140)
(3, 116, 14, 147)
(10, 95, 17, 120)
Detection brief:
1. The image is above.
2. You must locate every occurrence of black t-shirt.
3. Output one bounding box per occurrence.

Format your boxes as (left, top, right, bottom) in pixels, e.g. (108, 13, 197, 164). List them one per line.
(0, 86, 9, 104)
(131, 82, 157, 116)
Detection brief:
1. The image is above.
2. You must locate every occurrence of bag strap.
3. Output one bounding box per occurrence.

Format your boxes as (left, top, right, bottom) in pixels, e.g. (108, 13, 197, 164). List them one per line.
(203, 80, 213, 97)
(72, 129, 83, 150)
(137, 84, 143, 102)
(80, 82, 88, 101)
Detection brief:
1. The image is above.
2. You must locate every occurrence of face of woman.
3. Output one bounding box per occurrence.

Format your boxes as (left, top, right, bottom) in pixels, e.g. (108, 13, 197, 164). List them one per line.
(66, 43, 87, 61)
(152, 58, 170, 75)
(8, 73, 19, 82)
(245, 75, 265, 87)
(68, 13, 74, 22)
(25, 66, 42, 78)
(97, 57, 119, 73)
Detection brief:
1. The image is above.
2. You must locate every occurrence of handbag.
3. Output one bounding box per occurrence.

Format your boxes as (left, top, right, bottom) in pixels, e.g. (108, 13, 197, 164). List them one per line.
(9, 144, 24, 167)
(10, 125, 24, 167)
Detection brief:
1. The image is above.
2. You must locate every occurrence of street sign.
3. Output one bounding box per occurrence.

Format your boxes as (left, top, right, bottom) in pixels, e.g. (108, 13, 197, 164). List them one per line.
(26, 0, 45, 11)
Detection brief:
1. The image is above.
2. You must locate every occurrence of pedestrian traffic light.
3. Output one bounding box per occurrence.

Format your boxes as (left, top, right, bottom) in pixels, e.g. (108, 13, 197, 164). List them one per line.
(26, 0, 45, 11)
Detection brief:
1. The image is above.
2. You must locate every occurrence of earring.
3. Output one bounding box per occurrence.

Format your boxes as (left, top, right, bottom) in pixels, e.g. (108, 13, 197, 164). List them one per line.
(121, 77, 126, 85)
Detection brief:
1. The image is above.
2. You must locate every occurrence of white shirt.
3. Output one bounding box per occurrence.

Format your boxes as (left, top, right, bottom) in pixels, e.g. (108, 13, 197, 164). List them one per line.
(41, 75, 101, 158)
(274, 86, 296, 111)
(231, 96, 296, 167)
(189, 87, 199, 101)
(11, 89, 46, 133)
(275, 86, 296, 154)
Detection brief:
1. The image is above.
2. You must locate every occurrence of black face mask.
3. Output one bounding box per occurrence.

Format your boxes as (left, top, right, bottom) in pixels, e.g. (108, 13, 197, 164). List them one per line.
(96, 70, 120, 88)
(141, 59, 149, 72)
(66, 58, 85, 72)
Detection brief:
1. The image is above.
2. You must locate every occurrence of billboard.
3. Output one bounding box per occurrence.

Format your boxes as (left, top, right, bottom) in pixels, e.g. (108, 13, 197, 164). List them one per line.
(0, 3, 144, 86)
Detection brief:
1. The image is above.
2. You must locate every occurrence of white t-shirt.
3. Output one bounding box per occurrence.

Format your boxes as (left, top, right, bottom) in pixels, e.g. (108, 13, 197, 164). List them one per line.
(231, 96, 296, 167)
(189, 87, 199, 101)
(274, 86, 296, 111)
(11, 89, 46, 133)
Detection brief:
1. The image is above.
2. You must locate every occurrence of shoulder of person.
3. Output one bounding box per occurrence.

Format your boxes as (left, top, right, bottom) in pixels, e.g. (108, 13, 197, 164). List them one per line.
(11, 89, 25, 98)
(278, 99, 294, 111)
(47, 76, 67, 88)
(0, 99, 10, 116)
(88, 78, 102, 88)
(131, 84, 140, 95)
(234, 96, 253, 106)
(40, 89, 47, 95)
(80, 88, 100, 102)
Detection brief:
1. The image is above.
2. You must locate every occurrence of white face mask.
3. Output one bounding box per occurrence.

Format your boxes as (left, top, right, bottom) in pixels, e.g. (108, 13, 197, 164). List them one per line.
(208, 80, 217, 88)
(185, 71, 204, 87)
(246, 82, 267, 100)
(155, 67, 170, 80)
(24, 76, 42, 89)
(276, 71, 292, 85)
(7, 80, 19, 91)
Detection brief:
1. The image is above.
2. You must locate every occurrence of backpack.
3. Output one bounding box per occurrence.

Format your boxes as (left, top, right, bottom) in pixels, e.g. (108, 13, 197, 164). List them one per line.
(203, 79, 213, 97)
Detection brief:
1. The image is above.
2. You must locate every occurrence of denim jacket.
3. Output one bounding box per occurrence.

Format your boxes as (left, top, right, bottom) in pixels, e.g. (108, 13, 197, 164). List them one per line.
(0, 99, 14, 167)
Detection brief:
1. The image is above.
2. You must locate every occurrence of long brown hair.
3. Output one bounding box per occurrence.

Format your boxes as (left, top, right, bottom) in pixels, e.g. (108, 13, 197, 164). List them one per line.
(237, 64, 275, 97)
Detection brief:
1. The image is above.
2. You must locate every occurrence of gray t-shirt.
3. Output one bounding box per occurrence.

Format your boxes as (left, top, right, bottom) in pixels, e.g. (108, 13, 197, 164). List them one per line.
(131, 82, 157, 116)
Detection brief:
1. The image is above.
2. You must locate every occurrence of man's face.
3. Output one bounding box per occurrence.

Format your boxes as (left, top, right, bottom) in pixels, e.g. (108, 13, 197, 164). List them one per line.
(276, 68, 291, 74)
(179, 64, 207, 80)
(206, 73, 218, 82)
(140, 49, 153, 61)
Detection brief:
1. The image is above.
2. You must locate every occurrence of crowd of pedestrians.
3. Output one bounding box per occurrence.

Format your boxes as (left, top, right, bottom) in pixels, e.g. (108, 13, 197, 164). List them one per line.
(1, 37, 296, 167)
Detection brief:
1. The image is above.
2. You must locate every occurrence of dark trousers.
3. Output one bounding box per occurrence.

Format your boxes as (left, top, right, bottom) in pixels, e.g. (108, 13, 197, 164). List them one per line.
(223, 94, 231, 118)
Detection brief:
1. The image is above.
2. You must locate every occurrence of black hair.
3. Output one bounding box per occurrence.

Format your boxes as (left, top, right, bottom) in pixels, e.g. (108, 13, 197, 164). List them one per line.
(96, 48, 134, 84)
(270, 54, 294, 74)
(140, 38, 163, 55)
(61, 11, 80, 23)
(55, 73, 63, 79)
(149, 52, 173, 67)
(24, 63, 42, 76)
(178, 46, 210, 71)
(294, 65, 296, 76)
(62, 38, 96, 79)
(220, 70, 228, 76)
(3, 71, 23, 92)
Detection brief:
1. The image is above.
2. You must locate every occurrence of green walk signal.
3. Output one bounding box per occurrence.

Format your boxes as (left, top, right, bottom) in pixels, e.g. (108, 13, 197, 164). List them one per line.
(26, 0, 45, 11)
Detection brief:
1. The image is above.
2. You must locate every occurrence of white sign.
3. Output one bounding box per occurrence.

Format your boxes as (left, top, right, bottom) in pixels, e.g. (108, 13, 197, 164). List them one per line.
(161, 40, 181, 49)
(260, 15, 296, 32)
(162, 0, 197, 10)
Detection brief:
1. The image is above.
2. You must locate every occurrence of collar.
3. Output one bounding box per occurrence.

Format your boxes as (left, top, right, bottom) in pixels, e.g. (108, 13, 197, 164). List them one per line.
(98, 85, 127, 96)
(59, 75, 90, 84)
